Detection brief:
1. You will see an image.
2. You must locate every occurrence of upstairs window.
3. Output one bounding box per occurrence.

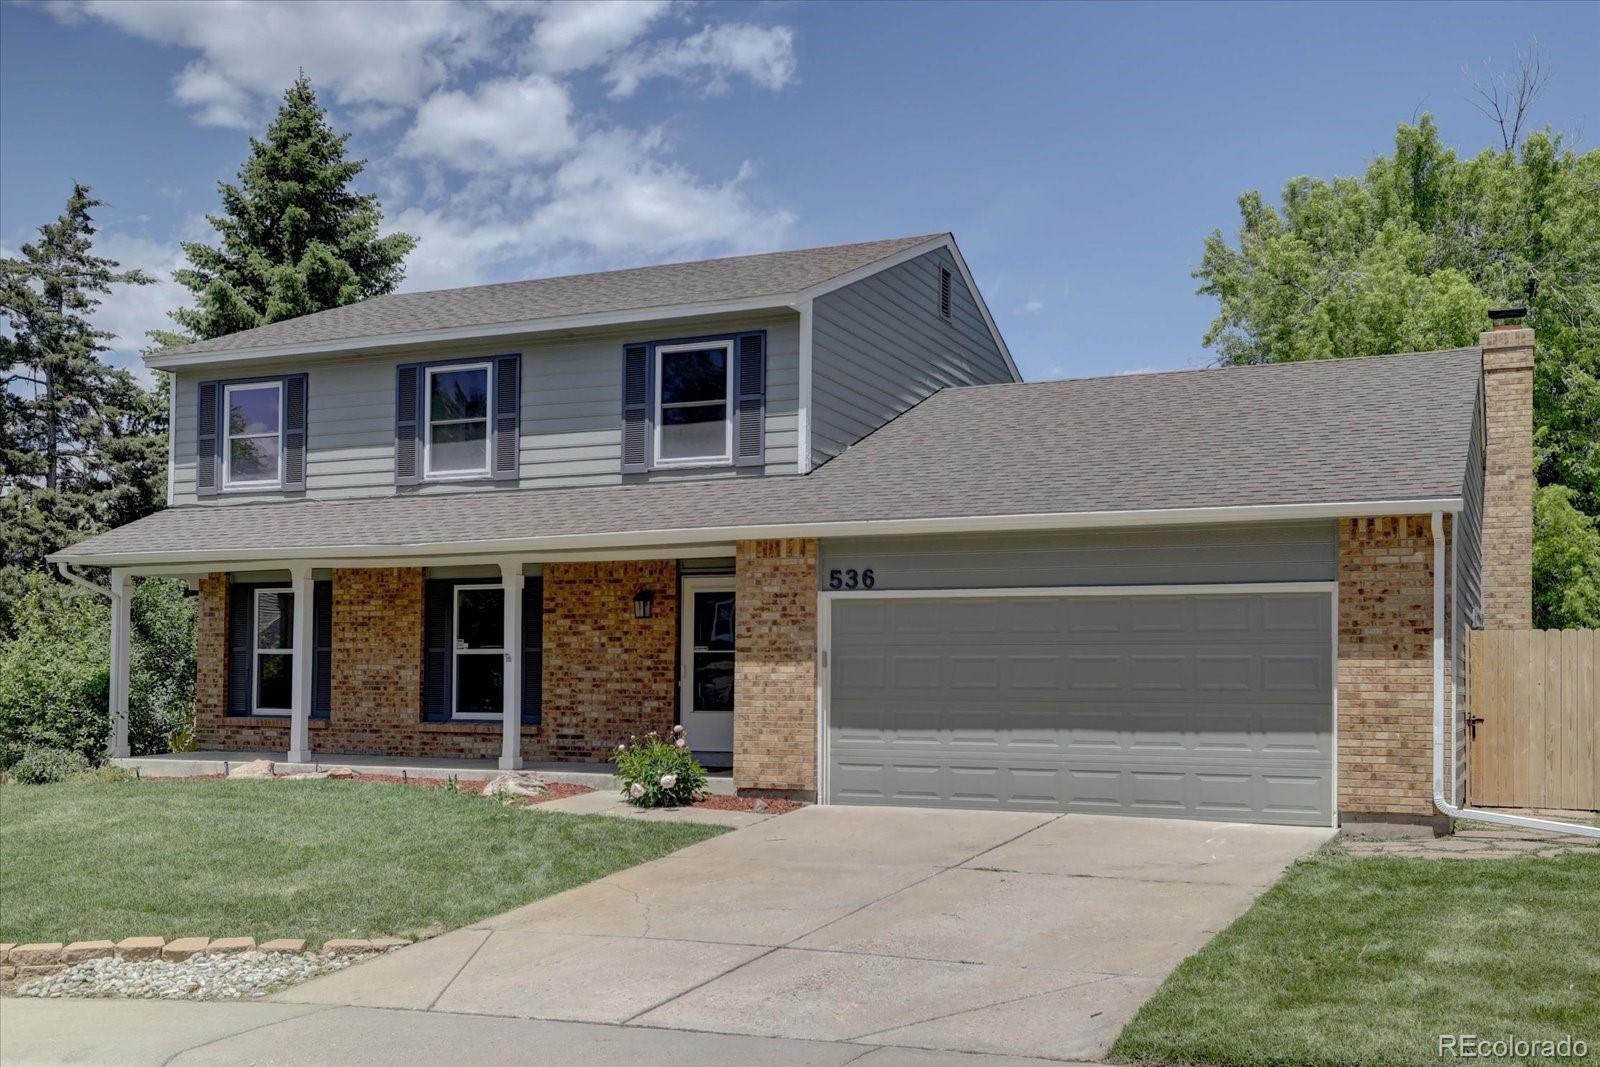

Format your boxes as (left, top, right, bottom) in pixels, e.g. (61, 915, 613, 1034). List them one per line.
(655, 340, 732, 466)
(224, 382, 283, 488)
(425, 363, 491, 478)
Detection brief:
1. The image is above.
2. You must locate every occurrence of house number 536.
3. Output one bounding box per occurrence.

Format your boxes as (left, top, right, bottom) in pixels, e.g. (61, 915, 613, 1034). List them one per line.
(827, 568, 875, 590)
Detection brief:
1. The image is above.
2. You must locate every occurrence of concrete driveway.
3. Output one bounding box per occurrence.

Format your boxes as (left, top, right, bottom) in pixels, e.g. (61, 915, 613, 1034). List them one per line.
(276, 806, 1331, 1062)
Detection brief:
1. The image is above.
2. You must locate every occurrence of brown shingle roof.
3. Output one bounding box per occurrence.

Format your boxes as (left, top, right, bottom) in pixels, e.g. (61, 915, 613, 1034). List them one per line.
(54, 347, 1482, 566)
(153, 235, 941, 358)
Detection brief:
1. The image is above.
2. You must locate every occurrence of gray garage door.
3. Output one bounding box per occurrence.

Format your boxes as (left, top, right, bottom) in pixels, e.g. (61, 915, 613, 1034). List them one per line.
(826, 591, 1333, 826)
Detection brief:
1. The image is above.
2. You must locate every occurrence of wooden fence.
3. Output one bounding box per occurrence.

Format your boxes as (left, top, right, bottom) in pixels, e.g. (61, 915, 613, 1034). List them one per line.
(1468, 629, 1599, 810)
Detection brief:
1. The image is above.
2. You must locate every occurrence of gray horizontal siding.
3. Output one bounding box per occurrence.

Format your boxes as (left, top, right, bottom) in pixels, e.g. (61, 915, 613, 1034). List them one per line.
(811, 247, 1012, 468)
(819, 523, 1338, 591)
(171, 312, 799, 505)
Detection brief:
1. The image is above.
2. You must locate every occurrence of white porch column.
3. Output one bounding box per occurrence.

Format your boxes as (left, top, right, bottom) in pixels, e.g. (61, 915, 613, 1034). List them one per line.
(288, 563, 314, 764)
(499, 560, 525, 771)
(108, 569, 131, 759)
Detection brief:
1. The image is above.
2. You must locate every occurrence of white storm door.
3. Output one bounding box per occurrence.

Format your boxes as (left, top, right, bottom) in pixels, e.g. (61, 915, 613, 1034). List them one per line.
(680, 577, 735, 755)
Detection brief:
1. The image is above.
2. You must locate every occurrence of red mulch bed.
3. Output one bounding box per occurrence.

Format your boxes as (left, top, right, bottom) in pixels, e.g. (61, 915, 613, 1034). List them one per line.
(136, 769, 592, 805)
(688, 794, 805, 814)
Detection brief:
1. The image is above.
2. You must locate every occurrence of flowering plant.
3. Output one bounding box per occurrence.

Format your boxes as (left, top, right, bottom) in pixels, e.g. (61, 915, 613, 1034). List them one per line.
(614, 726, 708, 807)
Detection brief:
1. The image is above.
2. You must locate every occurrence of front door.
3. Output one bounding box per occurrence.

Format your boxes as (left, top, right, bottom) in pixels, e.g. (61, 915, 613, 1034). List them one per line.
(680, 577, 735, 758)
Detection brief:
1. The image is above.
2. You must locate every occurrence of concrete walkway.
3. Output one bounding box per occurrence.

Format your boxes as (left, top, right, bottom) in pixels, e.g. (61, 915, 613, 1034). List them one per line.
(278, 807, 1330, 1062)
(0, 999, 1077, 1066)
(116, 750, 735, 793)
(536, 787, 776, 827)
(0, 808, 1329, 1065)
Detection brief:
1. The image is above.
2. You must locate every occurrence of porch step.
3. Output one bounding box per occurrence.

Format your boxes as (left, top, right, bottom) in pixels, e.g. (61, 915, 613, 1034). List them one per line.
(114, 752, 735, 795)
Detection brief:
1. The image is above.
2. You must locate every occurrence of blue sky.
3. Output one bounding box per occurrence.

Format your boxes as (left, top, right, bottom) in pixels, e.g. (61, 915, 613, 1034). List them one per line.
(2, 1, 1596, 383)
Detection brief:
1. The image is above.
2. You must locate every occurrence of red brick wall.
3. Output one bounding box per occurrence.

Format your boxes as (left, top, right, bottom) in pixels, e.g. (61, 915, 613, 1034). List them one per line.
(195, 573, 229, 736)
(1337, 516, 1441, 819)
(193, 552, 816, 777)
(1480, 326, 1535, 629)
(733, 539, 818, 796)
(541, 560, 678, 761)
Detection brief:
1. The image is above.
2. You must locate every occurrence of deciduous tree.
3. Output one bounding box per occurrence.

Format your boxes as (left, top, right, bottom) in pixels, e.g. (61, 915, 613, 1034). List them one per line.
(1196, 115, 1600, 626)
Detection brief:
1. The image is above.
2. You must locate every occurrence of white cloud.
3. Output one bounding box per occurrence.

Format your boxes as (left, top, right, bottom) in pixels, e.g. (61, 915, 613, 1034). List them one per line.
(173, 61, 256, 128)
(392, 125, 793, 291)
(401, 75, 577, 171)
(528, 0, 673, 73)
(57, 0, 499, 127)
(1023, 299, 1044, 313)
(607, 23, 796, 98)
(49, 0, 800, 298)
(529, 127, 793, 254)
(80, 233, 192, 380)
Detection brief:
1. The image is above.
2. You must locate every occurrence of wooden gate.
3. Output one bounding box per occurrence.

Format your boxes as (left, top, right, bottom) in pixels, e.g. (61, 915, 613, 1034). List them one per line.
(1468, 629, 1599, 810)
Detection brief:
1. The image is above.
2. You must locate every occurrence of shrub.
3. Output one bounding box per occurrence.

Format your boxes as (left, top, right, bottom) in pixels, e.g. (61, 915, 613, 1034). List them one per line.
(10, 746, 91, 784)
(0, 571, 196, 767)
(614, 727, 708, 808)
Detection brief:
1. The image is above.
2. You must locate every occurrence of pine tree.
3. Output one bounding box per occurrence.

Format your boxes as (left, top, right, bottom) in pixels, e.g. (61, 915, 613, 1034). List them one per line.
(0, 184, 163, 581)
(157, 74, 417, 345)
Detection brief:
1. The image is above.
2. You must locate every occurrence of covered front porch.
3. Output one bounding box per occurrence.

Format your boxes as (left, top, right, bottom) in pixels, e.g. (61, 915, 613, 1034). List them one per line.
(85, 539, 818, 797)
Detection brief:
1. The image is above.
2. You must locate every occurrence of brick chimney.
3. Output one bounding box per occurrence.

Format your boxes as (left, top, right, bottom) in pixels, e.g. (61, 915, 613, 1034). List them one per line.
(1479, 313, 1535, 629)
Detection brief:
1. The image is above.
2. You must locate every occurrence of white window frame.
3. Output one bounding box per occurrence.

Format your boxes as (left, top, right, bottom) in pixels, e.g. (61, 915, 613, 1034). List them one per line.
(424, 362, 493, 481)
(223, 381, 284, 490)
(451, 583, 504, 721)
(251, 586, 295, 716)
(653, 340, 734, 468)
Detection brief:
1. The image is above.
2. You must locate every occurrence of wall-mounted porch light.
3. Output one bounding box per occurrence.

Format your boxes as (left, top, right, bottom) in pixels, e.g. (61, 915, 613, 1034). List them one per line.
(633, 587, 654, 619)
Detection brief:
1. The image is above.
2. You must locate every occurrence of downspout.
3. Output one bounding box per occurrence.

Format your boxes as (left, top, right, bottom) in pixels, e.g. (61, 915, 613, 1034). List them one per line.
(57, 561, 113, 601)
(1430, 512, 1600, 838)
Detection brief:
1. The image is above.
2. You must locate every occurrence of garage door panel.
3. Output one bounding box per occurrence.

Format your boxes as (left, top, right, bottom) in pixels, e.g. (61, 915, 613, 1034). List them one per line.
(827, 591, 1333, 826)
(832, 706, 1332, 758)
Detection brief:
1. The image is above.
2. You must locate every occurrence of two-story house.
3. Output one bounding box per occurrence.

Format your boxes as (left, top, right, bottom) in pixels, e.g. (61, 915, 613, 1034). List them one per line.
(53, 233, 1531, 831)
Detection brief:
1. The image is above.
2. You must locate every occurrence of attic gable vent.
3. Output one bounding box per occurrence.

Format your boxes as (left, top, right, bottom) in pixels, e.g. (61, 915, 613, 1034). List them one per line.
(938, 266, 953, 319)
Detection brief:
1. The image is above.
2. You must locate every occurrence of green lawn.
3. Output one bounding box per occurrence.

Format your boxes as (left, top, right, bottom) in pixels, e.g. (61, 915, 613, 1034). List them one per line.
(0, 778, 725, 947)
(1111, 850, 1600, 1066)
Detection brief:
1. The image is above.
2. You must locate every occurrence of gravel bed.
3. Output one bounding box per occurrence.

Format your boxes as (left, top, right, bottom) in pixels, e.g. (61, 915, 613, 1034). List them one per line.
(15, 949, 385, 1001)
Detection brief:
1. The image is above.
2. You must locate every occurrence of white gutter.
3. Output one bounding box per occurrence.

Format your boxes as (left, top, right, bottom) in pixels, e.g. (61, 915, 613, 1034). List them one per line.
(1430, 511, 1600, 838)
(51, 497, 1465, 569)
(56, 561, 115, 601)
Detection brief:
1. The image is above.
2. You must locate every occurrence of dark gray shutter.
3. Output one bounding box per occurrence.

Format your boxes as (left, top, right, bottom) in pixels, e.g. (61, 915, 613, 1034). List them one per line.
(227, 582, 252, 715)
(734, 331, 766, 467)
(283, 373, 308, 492)
(493, 354, 520, 481)
(422, 579, 453, 721)
(196, 381, 220, 497)
(395, 364, 421, 486)
(522, 578, 542, 725)
(939, 266, 953, 318)
(312, 579, 332, 720)
(620, 343, 651, 473)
